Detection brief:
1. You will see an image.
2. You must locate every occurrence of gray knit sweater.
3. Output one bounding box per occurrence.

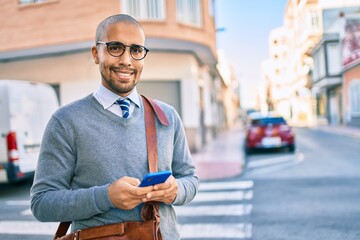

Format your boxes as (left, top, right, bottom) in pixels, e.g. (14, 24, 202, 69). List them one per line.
(30, 94, 199, 240)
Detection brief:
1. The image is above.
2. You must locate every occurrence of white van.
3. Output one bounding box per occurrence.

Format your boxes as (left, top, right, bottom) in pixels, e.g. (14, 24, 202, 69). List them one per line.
(0, 80, 59, 183)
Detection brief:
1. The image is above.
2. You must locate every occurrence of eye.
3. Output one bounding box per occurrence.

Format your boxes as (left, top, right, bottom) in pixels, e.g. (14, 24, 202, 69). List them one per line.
(108, 43, 125, 52)
(131, 45, 144, 54)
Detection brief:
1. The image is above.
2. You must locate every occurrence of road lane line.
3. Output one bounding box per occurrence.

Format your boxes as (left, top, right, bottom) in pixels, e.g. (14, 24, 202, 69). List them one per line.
(175, 204, 252, 216)
(179, 223, 252, 239)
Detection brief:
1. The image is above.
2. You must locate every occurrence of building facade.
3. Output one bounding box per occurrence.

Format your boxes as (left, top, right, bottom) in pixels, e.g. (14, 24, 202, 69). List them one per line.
(342, 15, 360, 127)
(0, 0, 237, 151)
(261, 0, 321, 126)
(264, 0, 360, 128)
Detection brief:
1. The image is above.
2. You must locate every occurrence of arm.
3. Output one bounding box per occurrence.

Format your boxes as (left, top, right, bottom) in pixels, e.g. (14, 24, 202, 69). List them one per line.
(170, 109, 199, 206)
(30, 115, 113, 222)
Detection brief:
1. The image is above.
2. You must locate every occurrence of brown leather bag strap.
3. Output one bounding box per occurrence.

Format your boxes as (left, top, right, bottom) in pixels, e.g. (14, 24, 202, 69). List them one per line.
(140, 95, 166, 240)
(54, 221, 71, 239)
(141, 95, 169, 172)
(142, 96, 170, 127)
(142, 95, 159, 173)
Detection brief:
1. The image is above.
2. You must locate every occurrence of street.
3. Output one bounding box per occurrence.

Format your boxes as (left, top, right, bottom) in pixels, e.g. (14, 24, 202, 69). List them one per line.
(0, 127, 360, 239)
(244, 127, 360, 240)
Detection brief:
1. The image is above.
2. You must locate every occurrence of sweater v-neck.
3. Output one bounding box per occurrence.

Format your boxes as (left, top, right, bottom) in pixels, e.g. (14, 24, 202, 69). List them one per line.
(88, 94, 143, 127)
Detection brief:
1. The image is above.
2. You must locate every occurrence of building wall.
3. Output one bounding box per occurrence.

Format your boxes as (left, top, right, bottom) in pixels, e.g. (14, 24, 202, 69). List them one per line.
(0, 0, 119, 51)
(0, 51, 99, 105)
(139, 0, 217, 57)
(1, 0, 216, 57)
(343, 63, 360, 127)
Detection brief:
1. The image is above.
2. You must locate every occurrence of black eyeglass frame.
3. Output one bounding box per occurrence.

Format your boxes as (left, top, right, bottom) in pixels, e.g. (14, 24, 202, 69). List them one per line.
(96, 41, 149, 60)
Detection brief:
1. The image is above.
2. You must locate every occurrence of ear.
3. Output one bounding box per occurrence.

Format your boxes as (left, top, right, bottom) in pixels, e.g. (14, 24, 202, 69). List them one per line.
(91, 46, 99, 64)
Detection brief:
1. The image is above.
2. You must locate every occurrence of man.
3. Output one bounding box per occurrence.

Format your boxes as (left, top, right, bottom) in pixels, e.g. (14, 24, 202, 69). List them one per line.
(30, 14, 199, 239)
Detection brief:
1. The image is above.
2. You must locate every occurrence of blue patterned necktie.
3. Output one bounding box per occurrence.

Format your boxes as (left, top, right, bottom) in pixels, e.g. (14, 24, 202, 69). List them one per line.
(116, 98, 130, 118)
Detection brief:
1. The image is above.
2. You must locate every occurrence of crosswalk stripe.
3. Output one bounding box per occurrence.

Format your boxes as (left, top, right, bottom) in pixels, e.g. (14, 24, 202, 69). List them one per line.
(178, 223, 252, 239)
(21, 208, 32, 216)
(5, 200, 30, 205)
(193, 190, 253, 202)
(178, 181, 254, 239)
(199, 180, 254, 191)
(0, 221, 57, 235)
(175, 204, 253, 216)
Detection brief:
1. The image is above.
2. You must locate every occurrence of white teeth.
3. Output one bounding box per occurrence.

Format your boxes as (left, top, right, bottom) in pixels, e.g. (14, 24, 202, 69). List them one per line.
(117, 72, 131, 77)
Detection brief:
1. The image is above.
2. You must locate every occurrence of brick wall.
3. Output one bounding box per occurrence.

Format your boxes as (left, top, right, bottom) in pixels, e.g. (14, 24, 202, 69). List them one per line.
(0, 0, 216, 56)
(0, 0, 119, 51)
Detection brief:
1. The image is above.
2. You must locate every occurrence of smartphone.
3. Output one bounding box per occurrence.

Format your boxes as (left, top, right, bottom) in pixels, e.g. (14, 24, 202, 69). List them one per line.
(139, 170, 172, 187)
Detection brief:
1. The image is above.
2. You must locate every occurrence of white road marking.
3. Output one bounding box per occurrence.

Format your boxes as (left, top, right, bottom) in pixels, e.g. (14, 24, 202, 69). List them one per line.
(20, 208, 32, 216)
(246, 152, 305, 175)
(247, 155, 295, 168)
(0, 221, 58, 235)
(175, 204, 252, 216)
(179, 223, 252, 239)
(193, 190, 253, 202)
(4, 201, 33, 215)
(5, 200, 30, 206)
(177, 181, 254, 238)
(199, 180, 254, 191)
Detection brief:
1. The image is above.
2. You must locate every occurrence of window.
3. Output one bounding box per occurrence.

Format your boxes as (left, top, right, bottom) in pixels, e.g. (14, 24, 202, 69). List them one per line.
(308, 9, 319, 30)
(121, 0, 165, 21)
(251, 117, 286, 126)
(350, 80, 360, 115)
(313, 46, 325, 81)
(176, 0, 202, 27)
(326, 41, 341, 76)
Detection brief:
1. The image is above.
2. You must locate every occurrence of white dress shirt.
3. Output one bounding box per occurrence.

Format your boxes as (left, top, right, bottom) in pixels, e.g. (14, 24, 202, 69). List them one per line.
(93, 84, 140, 118)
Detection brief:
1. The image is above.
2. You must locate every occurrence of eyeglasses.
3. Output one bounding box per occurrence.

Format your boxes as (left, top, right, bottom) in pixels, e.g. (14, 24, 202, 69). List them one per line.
(96, 41, 149, 60)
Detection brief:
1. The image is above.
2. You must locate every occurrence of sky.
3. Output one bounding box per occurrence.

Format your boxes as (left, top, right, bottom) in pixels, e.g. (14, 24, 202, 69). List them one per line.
(215, 0, 288, 109)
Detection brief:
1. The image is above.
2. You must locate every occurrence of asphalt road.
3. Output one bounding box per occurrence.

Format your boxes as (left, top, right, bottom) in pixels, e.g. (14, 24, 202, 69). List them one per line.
(0, 127, 359, 239)
(242, 127, 360, 240)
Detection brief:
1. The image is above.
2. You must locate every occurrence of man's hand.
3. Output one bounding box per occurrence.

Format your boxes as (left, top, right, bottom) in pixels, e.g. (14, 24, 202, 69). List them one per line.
(108, 176, 154, 210)
(142, 175, 178, 205)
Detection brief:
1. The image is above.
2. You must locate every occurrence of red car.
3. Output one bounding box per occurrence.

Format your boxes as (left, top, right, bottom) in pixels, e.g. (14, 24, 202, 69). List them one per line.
(244, 115, 295, 154)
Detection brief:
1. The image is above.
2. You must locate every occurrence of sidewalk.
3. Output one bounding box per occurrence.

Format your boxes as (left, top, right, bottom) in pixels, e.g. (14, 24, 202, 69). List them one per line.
(192, 124, 246, 181)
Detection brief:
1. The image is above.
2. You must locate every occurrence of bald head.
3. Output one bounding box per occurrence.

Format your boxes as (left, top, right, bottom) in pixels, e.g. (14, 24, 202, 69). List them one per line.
(95, 14, 144, 43)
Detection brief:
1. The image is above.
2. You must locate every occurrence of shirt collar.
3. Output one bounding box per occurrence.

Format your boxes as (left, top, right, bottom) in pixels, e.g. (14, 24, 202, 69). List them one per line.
(94, 84, 141, 110)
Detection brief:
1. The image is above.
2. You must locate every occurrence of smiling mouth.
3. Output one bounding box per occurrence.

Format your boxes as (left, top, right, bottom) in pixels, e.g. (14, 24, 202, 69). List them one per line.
(116, 72, 132, 78)
(112, 70, 135, 80)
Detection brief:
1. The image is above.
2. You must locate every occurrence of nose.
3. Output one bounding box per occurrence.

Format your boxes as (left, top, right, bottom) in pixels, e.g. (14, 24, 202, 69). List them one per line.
(118, 48, 132, 66)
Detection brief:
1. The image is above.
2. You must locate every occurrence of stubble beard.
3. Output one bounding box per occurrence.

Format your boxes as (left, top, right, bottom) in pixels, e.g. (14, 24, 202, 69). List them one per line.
(100, 69, 139, 96)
